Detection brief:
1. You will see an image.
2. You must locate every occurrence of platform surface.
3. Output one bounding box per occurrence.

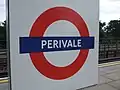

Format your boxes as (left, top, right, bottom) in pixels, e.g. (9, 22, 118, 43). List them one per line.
(1, 61, 120, 90)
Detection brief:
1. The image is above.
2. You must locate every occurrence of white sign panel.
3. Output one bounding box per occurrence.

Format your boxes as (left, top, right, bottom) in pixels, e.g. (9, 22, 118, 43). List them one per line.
(8, 0, 99, 90)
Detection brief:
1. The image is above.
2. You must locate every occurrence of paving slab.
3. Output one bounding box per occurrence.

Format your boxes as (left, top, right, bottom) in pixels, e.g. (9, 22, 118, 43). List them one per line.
(103, 69, 120, 75)
(99, 75, 112, 84)
(108, 80, 120, 90)
(0, 83, 8, 90)
(103, 71, 120, 80)
(99, 65, 120, 73)
(99, 71, 106, 75)
(80, 84, 118, 90)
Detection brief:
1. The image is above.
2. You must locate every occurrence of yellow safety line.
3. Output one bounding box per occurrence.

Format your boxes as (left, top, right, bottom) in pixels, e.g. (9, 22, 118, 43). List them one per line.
(0, 79, 8, 83)
(0, 61, 119, 84)
(99, 61, 120, 68)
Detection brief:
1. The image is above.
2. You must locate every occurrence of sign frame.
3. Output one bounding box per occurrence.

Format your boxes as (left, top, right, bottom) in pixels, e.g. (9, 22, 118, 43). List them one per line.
(6, 0, 12, 90)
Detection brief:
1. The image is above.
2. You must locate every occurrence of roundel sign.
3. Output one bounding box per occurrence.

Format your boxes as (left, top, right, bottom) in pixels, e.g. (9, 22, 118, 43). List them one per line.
(20, 7, 94, 80)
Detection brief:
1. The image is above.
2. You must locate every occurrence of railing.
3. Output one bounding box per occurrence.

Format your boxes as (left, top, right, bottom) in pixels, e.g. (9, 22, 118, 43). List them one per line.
(99, 38, 120, 63)
(0, 39, 120, 77)
(0, 40, 7, 77)
(0, 49, 7, 77)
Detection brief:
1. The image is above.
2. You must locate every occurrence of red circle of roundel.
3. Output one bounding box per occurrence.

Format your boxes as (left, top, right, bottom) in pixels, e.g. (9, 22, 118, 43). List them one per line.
(29, 7, 89, 80)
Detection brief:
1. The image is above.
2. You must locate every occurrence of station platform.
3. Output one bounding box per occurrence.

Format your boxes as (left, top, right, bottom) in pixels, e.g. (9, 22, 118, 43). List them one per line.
(1, 61, 120, 90)
(81, 61, 120, 90)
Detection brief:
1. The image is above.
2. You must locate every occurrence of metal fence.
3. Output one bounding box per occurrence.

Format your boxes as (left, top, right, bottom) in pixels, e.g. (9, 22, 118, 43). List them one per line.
(0, 39, 120, 77)
(99, 38, 120, 63)
(0, 40, 7, 77)
(0, 49, 7, 77)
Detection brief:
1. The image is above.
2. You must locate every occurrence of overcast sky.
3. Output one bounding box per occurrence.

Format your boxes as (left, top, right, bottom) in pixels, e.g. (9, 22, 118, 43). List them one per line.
(100, 0, 120, 23)
(0, 0, 5, 22)
(0, 0, 120, 23)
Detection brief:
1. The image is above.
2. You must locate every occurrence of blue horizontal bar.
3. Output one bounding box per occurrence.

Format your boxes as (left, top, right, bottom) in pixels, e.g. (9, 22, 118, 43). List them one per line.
(20, 37, 94, 53)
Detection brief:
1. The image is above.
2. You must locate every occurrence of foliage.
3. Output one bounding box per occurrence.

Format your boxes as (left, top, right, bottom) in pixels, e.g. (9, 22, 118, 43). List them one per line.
(0, 21, 6, 48)
(0, 19, 120, 40)
(106, 20, 120, 38)
(99, 21, 106, 38)
(0, 21, 6, 40)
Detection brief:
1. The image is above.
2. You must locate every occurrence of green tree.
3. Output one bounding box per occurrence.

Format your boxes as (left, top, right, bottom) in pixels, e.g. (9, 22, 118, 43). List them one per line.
(0, 21, 6, 40)
(0, 21, 6, 48)
(99, 21, 106, 38)
(106, 20, 120, 38)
